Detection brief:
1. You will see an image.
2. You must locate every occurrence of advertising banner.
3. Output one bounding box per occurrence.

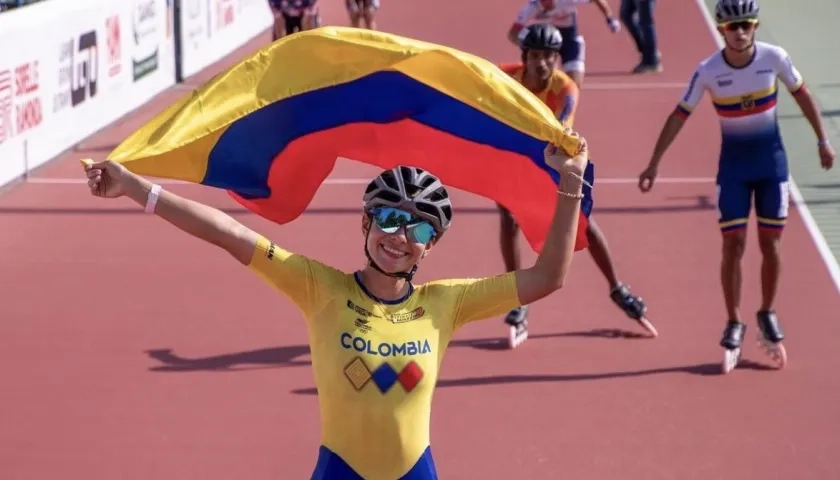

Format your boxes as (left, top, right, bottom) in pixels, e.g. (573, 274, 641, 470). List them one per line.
(0, 0, 175, 186)
(178, 0, 272, 78)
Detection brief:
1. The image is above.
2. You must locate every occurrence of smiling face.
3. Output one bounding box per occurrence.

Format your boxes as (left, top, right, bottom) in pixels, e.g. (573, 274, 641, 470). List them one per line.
(363, 215, 432, 274)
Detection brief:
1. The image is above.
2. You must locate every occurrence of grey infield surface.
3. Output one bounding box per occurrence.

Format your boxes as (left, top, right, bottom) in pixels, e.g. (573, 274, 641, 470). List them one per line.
(700, 0, 840, 279)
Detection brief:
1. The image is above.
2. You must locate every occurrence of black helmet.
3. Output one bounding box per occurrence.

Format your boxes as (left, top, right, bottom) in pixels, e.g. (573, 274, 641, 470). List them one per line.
(518, 23, 563, 52)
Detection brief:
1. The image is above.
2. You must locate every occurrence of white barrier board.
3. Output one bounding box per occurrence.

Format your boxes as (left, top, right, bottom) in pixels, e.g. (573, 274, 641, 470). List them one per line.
(0, 0, 176, 187)
(178, 0, 273, 78)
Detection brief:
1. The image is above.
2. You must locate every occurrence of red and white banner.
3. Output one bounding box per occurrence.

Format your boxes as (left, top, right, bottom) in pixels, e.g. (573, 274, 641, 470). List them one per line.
(0, 0, 176, 186)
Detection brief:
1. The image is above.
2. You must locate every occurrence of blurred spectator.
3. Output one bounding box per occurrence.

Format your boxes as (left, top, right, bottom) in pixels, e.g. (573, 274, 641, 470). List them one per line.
(620, 0, 662, 74)
(268, 0, 321, 42)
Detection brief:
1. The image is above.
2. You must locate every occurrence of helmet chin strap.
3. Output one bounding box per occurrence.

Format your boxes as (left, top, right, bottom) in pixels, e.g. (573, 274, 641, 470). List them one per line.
(363, 225, 419, 282)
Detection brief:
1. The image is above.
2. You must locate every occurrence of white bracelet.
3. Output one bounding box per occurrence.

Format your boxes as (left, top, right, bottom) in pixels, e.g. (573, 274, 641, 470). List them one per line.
(144, 184, 162, 214)
(564, 171, 593, 188)
(556, 188, 584, 199)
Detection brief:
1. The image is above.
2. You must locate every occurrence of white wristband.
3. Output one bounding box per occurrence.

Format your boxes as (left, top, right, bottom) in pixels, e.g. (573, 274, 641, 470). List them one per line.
(144, 184, 162, 213)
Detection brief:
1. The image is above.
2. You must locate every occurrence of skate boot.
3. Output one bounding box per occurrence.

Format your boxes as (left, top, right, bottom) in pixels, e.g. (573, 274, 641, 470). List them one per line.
(504, 305, 529, 349)
(610, 283, 658, 337)
(720, 320, 746, 374)
(756, 310, 787, 369)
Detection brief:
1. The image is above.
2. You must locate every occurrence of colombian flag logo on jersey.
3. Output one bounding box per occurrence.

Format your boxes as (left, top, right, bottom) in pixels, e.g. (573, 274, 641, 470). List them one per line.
(102, 27, 594, 252)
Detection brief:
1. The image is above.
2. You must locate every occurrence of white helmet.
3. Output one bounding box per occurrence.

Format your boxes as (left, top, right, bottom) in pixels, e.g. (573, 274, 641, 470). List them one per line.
(715, 0, 759, 23)
(363, 165, 453, 238)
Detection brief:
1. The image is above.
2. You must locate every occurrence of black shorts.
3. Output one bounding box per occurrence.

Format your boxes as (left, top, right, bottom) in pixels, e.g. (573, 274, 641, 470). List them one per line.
(557, 26, 585, 72)
(284, 13, 304, 33)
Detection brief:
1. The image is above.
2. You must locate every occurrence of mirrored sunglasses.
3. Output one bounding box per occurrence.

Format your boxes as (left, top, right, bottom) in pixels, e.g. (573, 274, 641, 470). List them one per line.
(369, 206, 437, 244)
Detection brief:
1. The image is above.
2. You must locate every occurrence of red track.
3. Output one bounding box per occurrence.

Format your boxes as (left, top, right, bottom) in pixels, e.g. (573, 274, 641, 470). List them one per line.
(2, 1, 840, 479)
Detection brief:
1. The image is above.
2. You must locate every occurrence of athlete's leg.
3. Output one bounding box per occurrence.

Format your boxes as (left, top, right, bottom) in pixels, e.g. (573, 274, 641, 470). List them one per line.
(636, 0, 661, 68)
(619, 0, 644, 56)
(558, 27, 585, 87)
(345, 0, 362, 27)
(268, 1, 284, 41)
(717, 179, 751, 321)
(751, 178, 789, 366)
(272, 17, 284, 41)
(721, 234, 748, 322)
(587, 217, 656, 335)
(362, 0, 379, 30)
(716, 178, 751, 372)
(498, 204, 528, 348)
(754, 178, 790, 311)
(303, 5, 321, 29)
(585, 217, 619, 289)
(625, 0, 662, 73)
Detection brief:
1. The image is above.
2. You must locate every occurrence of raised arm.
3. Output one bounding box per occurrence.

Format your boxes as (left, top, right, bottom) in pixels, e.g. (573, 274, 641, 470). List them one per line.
(507, 2, 535, 46)
(83, 159, 331, 312)
(83, 159, 258, 264)
(513, 141, 589, 306)
(444, 140, 589, 329)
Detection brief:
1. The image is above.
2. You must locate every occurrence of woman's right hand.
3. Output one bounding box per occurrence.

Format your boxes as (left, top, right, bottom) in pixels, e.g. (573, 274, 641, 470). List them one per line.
(82, 159, 131, 199)
(543, 138, 589, 179)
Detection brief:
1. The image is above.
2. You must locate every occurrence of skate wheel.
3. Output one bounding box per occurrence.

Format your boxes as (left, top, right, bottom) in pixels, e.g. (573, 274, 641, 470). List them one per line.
(775, 343, 787, 369)
(756, 333, 787, 369)
(508, 325, 527, 349)
(722, 347, 741, 374)
(638, 316, 658, 338)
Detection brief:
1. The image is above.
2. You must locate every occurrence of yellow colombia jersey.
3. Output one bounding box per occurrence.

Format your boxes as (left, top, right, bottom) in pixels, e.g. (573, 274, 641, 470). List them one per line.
(248, 236, 521, 480)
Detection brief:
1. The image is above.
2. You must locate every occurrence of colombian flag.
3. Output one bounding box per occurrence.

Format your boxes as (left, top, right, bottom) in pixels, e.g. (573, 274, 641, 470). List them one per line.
(106, 27, 594, 252)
